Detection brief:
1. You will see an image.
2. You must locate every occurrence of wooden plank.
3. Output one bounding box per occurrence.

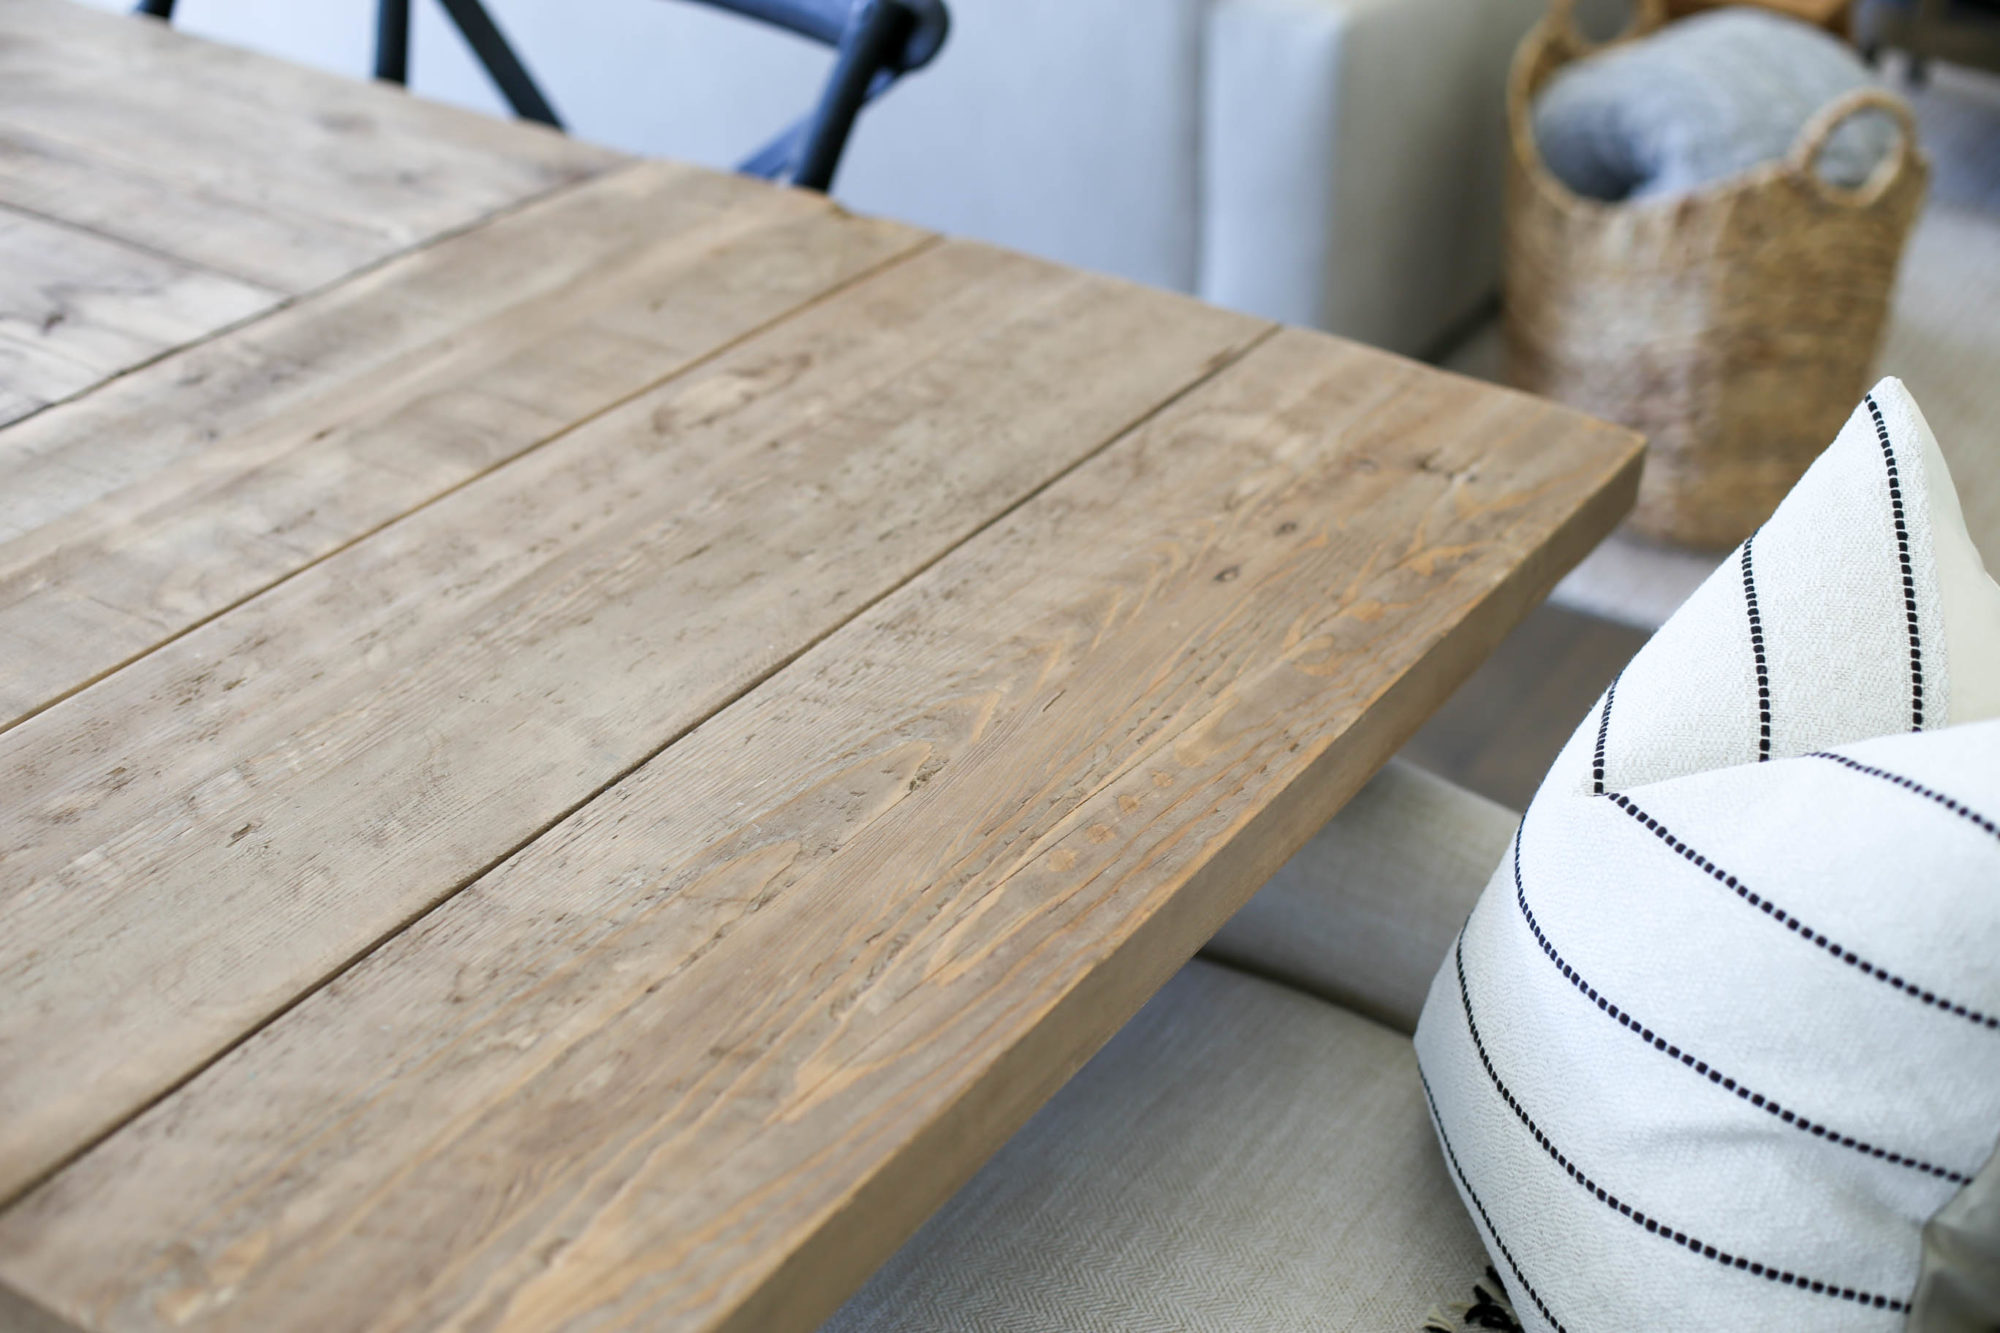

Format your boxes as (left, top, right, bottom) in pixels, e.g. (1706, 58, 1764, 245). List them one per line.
(0, 238, 1269, 1210)
(0, 0, 619, 293)
(0, 160, 927, 731)
(0, 335, 1642, 1333)
(0, 206, 277, 424)
(0, 125, 399, 297)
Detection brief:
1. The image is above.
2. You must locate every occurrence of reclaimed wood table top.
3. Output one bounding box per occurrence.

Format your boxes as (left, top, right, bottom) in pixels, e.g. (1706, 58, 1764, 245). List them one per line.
(0, 4, 1644, 1331)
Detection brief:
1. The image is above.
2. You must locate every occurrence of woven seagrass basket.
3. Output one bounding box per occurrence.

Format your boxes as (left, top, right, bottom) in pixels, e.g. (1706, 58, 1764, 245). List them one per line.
(1504, 0, 1928, 548)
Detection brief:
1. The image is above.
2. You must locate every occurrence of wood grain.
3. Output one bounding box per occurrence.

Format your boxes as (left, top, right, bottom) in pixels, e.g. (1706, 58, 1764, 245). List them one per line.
(0, 205, 276, 424)
(0, 237, 1266, 1211)
(0, 334, 1641, 1333)
(0, 160, 925, 731)
(0, 0, 617, 294)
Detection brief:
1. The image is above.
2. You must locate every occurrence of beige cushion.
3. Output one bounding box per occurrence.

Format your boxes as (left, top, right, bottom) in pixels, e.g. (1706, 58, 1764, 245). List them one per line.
(1203, 759, 1519, 1033)
(820, 959, 1488, 1332)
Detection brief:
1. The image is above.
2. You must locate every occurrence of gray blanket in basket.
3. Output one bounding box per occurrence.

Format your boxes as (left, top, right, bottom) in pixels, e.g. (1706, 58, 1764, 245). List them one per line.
(1532, 8, 1895, 202)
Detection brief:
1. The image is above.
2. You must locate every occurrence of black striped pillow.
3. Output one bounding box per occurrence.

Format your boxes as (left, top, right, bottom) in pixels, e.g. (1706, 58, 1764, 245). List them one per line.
(1413, 379, 2000, 1331)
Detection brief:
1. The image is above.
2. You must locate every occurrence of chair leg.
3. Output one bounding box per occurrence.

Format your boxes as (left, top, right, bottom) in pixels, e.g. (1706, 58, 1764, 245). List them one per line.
(376, 0, 411, 84)
(433, 0, 562, 128)
(133, 0, 175, 18)
(790, 0, 914, 192)
(739, 117, 809, 181)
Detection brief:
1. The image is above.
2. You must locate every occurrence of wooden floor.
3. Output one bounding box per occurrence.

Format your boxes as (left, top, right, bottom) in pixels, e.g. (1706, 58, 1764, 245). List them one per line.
(1401, 601, 1652, 812)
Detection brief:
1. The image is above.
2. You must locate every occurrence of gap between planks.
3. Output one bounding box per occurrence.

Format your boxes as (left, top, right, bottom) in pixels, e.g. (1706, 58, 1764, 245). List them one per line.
(0, 167, 925, 745)
(0, 196, 292, 295)
(0, 320, 1281, 1218)
(0, 324, 1640, 1328)
(0, 232, 1267, 1212)
(0, 0, 618, 290)
(0, 157, 629, 439)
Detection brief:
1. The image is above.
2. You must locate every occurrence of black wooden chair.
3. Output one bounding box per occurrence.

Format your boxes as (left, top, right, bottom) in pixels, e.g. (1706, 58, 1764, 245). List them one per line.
(134, 0, 949, 193)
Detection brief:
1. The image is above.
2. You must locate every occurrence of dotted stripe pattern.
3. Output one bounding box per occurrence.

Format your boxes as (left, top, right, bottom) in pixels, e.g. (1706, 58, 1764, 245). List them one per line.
(1741, 535, 1771, 762)
(1865, 394, 1925, 732)
(1810, 751, 2000, 845)
(1610, 793, 1999, 1032)
(1420, 1071, 1570, 1333)
(1508, 831, 1969, 1183)
(1591, 671, 1620, 796)
(1450, 937, 1912, 1313)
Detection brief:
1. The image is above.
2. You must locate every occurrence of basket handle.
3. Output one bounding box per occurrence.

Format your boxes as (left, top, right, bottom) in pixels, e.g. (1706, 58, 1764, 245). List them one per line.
(1786, 87, 1918, 208)
(1546, 0, 1667, 58)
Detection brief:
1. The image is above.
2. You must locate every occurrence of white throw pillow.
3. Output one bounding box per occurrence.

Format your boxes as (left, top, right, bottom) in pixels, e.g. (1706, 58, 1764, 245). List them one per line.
(1413, 378, 2000, 1331)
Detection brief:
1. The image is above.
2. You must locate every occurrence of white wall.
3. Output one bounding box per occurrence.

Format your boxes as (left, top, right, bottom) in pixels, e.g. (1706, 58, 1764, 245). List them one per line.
(85, 0, 1207, 294)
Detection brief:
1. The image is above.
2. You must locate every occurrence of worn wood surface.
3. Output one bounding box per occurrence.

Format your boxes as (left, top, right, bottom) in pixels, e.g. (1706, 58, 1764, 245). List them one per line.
(0, 0, 616, 418)
(0, 10, 1644, 1330)
(0, 0, 618, 289)
(0, 331, 1641, 1333)
(0, 160, 926, 732)
(0, 236, 1267, 1211)
(0, 205, 275, 421)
